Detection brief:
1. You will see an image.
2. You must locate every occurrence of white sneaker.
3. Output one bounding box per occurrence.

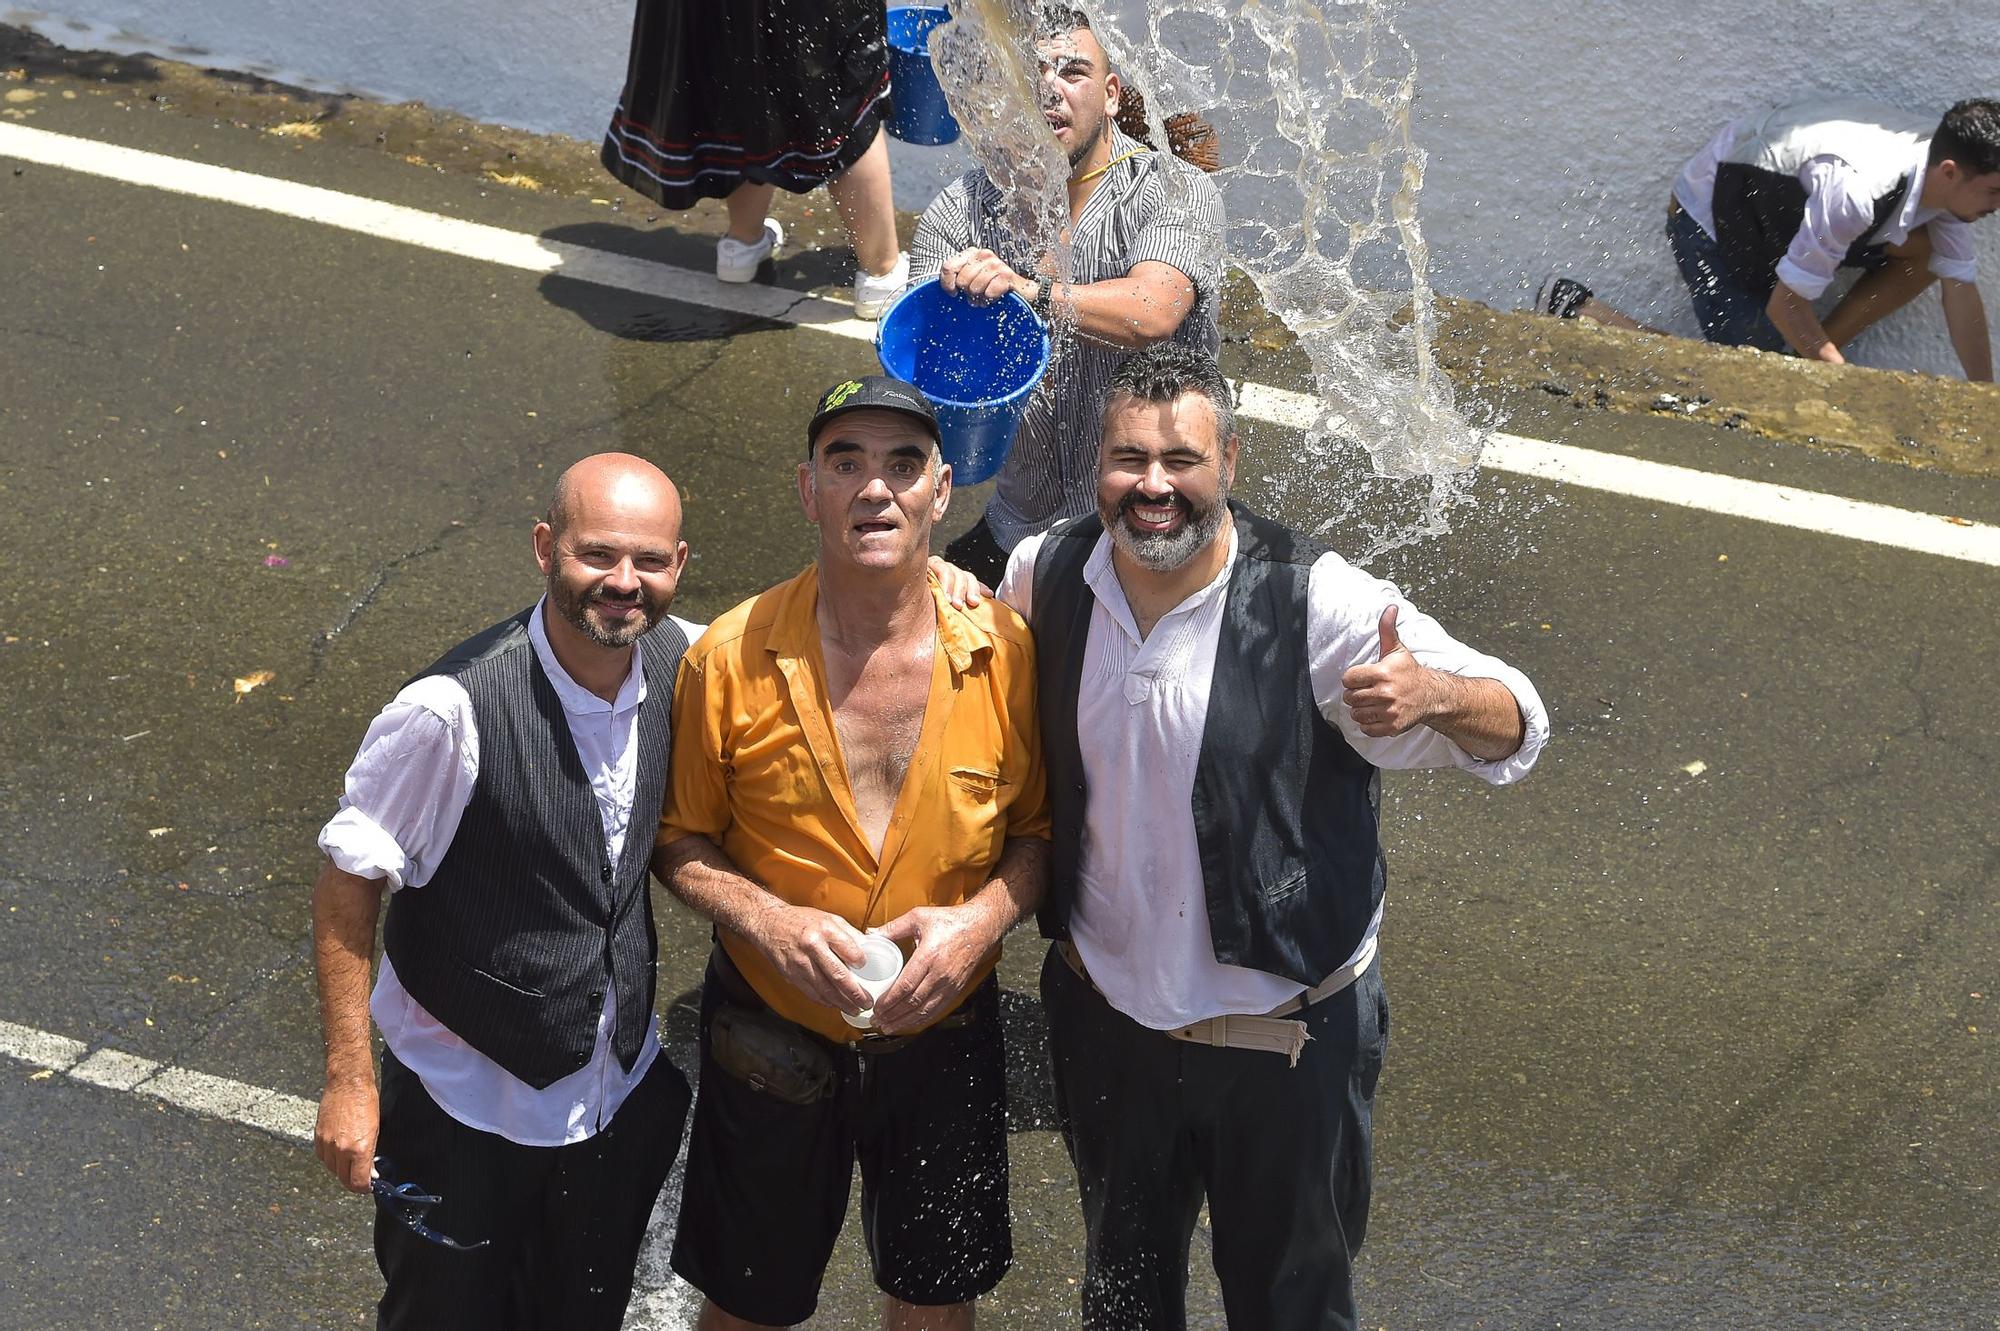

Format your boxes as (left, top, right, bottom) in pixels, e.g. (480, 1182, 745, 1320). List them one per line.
(715, 219, 783, 284)
(853, 251, 911, 320)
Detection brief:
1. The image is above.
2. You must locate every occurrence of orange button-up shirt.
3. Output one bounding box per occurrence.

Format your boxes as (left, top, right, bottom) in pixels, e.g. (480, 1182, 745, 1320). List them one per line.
(658, 564, 1049, 1042)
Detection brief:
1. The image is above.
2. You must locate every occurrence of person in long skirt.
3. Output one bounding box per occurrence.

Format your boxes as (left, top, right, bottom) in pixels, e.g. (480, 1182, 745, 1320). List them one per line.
(603, 0, 909, 317)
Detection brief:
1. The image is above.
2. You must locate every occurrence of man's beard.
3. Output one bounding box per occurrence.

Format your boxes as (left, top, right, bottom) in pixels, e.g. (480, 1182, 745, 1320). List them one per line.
(1104, 487, 1228, 572)
(1066, 113, 1106, 168)
(549, 564, 663, 648)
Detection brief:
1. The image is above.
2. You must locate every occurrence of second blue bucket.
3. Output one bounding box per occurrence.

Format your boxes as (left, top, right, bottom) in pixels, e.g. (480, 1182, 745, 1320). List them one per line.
(877, 277, 1050, 485)
(886, 7, 960, 146)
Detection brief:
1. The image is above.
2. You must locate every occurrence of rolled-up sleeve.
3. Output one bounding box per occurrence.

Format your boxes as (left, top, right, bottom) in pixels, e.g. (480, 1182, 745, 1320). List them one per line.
(1776, 158, 1876, 301)
(1306, 553, 1547, 784)
(1928, 215, 1980, 283)
(1127, 163, 1226, 305)
(316, 677, 479, 889)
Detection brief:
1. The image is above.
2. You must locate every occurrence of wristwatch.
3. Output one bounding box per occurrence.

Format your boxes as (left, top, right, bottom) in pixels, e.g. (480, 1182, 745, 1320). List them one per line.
(1031, 273, 1053, 318)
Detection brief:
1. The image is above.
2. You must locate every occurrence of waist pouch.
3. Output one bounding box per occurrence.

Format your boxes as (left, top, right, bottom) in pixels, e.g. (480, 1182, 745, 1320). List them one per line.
(709, 1001, 839, 1105)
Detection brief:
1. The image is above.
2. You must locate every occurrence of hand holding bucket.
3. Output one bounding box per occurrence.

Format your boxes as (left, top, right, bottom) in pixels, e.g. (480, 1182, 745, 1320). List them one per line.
(875, 276, 1051, 485)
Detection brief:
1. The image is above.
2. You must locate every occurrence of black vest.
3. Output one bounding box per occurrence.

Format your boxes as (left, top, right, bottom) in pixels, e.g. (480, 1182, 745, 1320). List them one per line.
(382, 606, 687, 1089)
(1032, 503, 1384, 986)
(1711, 162, 1903, 296)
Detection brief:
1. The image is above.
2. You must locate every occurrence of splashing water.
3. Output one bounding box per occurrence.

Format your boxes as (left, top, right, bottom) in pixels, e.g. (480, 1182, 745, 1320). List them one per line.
(925, 0, 1075, 286)
(930, 0, 1485, 554)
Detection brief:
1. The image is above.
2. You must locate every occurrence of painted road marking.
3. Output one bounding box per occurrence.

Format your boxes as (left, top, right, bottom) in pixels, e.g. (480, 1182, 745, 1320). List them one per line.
(2, 1016, 317, 1143)
(2, 121, 1998, 568)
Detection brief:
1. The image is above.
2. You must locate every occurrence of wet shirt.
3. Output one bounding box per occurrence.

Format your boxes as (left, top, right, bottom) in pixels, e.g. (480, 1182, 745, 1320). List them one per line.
(999, 529, 1547, 1030)
(911, 127, 1225, 552)
(1673, 99, 1979, 300)
(657, 566, 1050, 1043)
(317, 600, 703, 1147)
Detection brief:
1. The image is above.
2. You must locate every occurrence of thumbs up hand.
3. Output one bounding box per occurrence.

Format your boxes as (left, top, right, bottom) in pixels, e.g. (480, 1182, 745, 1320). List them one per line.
(1374, 604, 1405, 658)
(1340, 605, 1441, 737)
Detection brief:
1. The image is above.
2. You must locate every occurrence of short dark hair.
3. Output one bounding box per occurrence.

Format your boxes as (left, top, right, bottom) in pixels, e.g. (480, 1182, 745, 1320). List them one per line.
(1036, 3, 1092, 40)
(1929, 99, 2000, 175)
(1102, 343, 1236, 445)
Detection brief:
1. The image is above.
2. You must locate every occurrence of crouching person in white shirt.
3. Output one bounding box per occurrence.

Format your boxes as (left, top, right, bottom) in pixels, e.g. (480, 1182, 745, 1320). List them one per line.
(310, 453, 701, 1330)
(995, 345, 1549, 1331)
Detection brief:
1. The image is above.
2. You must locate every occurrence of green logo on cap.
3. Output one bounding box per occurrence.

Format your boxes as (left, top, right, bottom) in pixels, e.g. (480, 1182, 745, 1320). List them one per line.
(822, 380, 864, 411)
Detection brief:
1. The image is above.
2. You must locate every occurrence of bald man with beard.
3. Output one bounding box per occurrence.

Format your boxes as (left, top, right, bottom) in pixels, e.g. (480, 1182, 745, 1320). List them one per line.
(311, 453, 702, 1330)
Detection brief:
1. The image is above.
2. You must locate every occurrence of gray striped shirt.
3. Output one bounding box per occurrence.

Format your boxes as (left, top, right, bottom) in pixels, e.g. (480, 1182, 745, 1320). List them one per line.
(911, 128, 1225, 552)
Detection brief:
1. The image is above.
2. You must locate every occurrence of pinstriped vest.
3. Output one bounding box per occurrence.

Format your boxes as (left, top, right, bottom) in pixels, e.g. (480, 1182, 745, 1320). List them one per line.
(1031, 504, 1385, 986)
(382, 606, 687, 1089)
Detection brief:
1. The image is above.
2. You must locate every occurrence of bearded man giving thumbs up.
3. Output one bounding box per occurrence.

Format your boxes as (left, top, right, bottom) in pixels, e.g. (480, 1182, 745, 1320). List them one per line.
(987, 343, 1549, 1331)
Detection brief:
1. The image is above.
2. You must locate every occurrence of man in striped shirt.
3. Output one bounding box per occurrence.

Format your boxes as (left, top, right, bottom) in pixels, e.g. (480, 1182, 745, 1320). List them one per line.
(911, 3, 1225, 585)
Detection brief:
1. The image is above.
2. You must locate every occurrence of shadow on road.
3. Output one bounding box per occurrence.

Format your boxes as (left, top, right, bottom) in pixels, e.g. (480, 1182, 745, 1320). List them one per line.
(536, 220, 853, 346)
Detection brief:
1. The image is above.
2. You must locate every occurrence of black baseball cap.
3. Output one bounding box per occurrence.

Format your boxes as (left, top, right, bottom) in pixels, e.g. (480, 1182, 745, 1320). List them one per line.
(806, 375, 941, 453)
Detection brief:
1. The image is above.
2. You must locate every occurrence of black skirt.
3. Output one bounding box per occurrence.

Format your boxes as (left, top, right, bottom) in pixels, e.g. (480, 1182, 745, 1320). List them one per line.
(602, 0, 890, 210)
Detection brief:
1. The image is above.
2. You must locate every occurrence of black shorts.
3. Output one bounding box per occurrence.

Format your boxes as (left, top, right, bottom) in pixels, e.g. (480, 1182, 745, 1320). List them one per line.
(670, 960, 1013, 1324)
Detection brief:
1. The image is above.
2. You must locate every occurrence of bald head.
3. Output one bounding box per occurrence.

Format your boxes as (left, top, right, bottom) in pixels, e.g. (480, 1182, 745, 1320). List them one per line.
(534, 453, 688, 651)
(546, 452, 683, 543)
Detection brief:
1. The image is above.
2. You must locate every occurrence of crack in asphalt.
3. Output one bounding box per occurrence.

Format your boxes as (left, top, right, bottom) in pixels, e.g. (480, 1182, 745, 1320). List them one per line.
(291, 317, 759, 691)
(0, 323, 104, 355)
(299, 514, 486, 689)
(1, 861, 304, 1042)
(550, 333, 743, 455)
(152, 931, 315, 1070)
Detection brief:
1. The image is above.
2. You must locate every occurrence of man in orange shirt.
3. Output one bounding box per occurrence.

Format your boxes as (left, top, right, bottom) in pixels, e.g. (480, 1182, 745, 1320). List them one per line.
(652, 376, 1049, 1331)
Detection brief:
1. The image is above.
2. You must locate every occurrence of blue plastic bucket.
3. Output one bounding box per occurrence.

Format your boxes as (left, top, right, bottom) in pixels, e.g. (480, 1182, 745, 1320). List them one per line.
(886, 7, 960, 146)
(876, 277, 1050, 484)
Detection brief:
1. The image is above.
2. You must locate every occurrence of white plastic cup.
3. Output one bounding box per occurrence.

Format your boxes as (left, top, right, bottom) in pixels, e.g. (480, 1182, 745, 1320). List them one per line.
(841, 932, 906, 1029)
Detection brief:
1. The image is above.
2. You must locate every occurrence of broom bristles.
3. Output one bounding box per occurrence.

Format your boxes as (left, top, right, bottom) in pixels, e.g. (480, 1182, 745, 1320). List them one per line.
(1114, 86, 1221, 173)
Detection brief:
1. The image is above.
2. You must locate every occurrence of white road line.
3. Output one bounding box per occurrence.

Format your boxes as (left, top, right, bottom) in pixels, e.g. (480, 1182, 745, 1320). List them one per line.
(1477, 434, 2000, 566)
(0, 1018, 88, 1071)
(3, 120, 1998, 568)
(3, 1017, 314, 1144)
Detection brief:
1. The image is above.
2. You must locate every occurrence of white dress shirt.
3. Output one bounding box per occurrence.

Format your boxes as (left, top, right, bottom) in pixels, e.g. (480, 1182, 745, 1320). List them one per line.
(1000, 528, 1547, 1030)
(1673, 107, 1978, 302)
(317, 601, 703, 1146)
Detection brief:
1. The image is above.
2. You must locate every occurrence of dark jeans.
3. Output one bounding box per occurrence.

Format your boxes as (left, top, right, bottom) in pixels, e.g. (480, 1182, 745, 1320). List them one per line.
(1041, 944, 1390, 1331)
(1668, 203, 1788, 352)
(373, 1047, 691, 1331)
(942, 516, 1011, 590)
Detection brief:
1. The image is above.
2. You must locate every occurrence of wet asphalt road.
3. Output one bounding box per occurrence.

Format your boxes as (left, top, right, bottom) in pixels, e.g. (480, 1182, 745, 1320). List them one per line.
(2, 72, 1998, 1331)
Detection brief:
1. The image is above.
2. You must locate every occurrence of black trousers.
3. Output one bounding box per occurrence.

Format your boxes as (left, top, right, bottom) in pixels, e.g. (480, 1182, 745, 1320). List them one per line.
(1041, 944, 1389, 1331)
(374, 1047, 692, 1331)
